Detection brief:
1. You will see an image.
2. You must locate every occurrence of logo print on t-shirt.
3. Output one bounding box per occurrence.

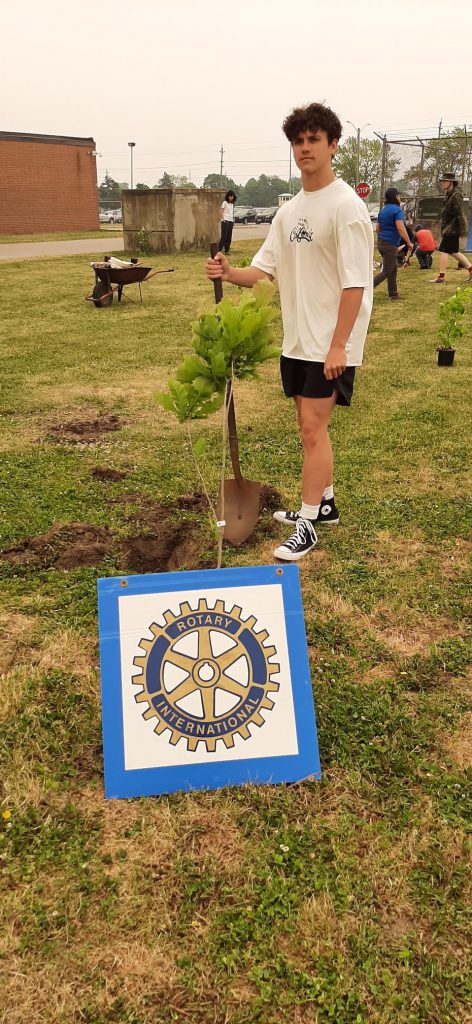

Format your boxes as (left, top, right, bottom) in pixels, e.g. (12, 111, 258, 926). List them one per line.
(290, 218, 313, 243)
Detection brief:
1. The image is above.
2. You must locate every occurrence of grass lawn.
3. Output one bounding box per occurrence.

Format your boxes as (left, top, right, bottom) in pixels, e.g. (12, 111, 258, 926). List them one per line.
(0, 243, 471, 1024)
(0, 228, 121, 245)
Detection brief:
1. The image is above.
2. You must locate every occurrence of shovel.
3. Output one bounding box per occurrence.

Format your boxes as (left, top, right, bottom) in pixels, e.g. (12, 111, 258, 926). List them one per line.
(210, 243, 261, 545)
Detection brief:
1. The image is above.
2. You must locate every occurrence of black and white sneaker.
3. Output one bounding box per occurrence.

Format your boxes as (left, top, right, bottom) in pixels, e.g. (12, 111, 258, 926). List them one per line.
(273, 518, 317, 562)
(273, 498, 340, 526)
(317, 499, 340, 525)
(273, 508, 300, 525)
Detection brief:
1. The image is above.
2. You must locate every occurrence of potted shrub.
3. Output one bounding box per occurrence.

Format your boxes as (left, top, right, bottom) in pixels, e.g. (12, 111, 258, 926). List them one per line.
(437, 285, 471, 366)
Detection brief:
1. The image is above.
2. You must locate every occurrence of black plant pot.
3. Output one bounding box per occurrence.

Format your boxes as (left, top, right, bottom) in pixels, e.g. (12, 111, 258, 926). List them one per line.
(437, 347, 455, 367)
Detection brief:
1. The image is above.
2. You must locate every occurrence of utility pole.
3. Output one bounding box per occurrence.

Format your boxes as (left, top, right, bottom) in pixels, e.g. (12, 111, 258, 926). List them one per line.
(219, 145, 224, 187)
(347, 121, 370, 187)
(128, 142, 136, 190)
(461, 126, 468, 188)
(437, 119, 443, 182)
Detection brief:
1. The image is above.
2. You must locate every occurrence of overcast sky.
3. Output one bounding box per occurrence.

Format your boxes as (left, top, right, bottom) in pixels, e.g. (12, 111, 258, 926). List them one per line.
(3, 0, 472, 187)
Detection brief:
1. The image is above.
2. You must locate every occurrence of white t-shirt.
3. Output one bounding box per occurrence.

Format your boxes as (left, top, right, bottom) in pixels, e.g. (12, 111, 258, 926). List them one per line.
(251, 179, 373, 365)
(221, 201, 234, 222)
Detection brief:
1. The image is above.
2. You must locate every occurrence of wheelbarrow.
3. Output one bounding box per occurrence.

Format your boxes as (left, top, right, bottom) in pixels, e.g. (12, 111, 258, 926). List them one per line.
(86, 261, 174, 307)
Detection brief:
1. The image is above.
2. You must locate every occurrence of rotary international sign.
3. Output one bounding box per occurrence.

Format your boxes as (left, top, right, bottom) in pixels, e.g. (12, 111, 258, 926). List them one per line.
(98, 564, 320, 798)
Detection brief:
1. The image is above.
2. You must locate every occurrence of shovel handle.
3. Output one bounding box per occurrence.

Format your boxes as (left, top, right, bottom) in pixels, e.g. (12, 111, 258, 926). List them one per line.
(209, 244, 243, 483)
(226, 388, 243, 483)
(210, 243, 223, 304)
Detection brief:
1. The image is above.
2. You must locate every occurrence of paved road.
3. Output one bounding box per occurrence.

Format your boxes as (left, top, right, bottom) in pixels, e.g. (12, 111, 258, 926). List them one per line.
(0, 237, 125, 262)
(234, 223, 270, 242)
(0, 224, 269, 262)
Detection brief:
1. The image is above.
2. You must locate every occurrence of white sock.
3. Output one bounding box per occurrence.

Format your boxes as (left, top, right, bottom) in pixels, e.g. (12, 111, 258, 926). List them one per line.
(323, 485, 334, 501)
(299, 501, 319, 521)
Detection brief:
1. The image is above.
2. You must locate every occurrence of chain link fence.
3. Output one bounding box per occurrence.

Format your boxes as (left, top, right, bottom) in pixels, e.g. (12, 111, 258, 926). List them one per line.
(377, 133, 472, 220)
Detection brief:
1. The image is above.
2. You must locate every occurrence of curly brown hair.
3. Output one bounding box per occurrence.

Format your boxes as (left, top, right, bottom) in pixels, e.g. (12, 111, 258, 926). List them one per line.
(282, 103, 342, 144)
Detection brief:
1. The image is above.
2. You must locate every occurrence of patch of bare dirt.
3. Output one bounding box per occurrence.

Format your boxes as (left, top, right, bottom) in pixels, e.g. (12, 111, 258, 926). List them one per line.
(176, 492, 208, 512)
(91, 466, 128, 482)
(0, 520, 213, 574)
(383, 910, 424, 941)
(258, 484, 282, 512)
(121, 523, 214, 573)
(0, 523, 114, 570)
(0, 486, 275, 575)
(48, 413, 122, 444)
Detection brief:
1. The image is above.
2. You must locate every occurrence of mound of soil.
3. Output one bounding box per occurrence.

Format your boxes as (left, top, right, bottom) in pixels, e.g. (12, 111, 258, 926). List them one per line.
(1, 509, 213, 574)
(49, 414, 122, 444)
(0, 523, 114, 570)
(0, 486, 279, 574)
(259, 484, 282, 512)
(175, 492, 208, 512)
(91, 467, 128, 482)
(110, 490, 214, 571)
(121, 523, 214, 573)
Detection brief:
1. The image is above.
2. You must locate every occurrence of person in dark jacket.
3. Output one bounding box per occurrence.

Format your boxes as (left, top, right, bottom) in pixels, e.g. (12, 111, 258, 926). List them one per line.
(431, 172, 472, 283)
(373, 187, 414, 299)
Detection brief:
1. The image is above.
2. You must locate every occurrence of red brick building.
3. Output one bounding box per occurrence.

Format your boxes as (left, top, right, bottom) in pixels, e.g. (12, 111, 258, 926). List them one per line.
(0, 131, 100, 234)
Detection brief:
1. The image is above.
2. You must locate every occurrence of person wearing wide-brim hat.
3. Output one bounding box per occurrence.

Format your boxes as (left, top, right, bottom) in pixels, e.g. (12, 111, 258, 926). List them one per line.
(430, 171, 472, 283)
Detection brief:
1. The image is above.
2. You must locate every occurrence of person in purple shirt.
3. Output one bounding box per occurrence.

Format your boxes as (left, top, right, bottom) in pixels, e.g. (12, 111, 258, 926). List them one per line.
(373, 188, 414, 299)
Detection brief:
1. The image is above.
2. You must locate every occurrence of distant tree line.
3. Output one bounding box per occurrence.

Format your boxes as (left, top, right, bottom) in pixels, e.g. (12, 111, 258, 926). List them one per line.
(200, 174, 302, 206)
(98, 170, 300, 207)
(98, 170, 196, 202)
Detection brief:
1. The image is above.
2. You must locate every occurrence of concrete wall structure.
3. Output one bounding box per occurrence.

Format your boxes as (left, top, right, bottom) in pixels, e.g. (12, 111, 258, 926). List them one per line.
(122, 188, 224, 254)
(0, 131, 99, 234)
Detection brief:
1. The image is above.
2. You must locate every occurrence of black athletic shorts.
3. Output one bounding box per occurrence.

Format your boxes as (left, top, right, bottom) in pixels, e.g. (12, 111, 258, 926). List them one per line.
(280, 356, 356, 406)
(439, 233, 460, 254)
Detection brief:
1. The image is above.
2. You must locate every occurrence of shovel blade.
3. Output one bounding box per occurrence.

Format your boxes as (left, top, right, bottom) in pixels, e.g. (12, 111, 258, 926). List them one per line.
(218, 477, 261, 545)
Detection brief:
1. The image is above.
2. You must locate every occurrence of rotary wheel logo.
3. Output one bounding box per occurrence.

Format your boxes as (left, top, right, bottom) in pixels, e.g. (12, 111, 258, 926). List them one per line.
(132, 598, 280, 752)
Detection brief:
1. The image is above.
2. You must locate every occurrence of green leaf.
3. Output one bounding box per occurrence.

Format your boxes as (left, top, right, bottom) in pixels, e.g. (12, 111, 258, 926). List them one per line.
(210, 350, 230, 379)
(192, 393, 225, 419)
(192, 437, 207, 457)
(176, 355, 210, 383)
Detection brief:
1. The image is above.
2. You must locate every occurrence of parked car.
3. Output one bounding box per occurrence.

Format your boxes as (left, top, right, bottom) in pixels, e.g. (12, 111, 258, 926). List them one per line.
(255, 207, 278, 224)
(99, 209, 122, 224)
(234, 206, 257, 224)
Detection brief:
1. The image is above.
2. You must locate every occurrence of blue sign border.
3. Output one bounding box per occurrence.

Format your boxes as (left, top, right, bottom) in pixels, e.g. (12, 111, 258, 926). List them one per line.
(97, 564, 321, 798)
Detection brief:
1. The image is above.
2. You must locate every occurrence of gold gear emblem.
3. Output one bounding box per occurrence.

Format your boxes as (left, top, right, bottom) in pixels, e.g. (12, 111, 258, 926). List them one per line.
(132, 598, 280, 752)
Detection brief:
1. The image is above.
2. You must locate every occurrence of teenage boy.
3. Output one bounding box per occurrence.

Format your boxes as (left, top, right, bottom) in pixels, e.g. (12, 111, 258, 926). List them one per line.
(206, 102, 373, 561)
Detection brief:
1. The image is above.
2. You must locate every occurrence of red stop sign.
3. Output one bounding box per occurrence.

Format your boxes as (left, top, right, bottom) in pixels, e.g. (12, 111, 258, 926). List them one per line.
(355, 182, 371, 198)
